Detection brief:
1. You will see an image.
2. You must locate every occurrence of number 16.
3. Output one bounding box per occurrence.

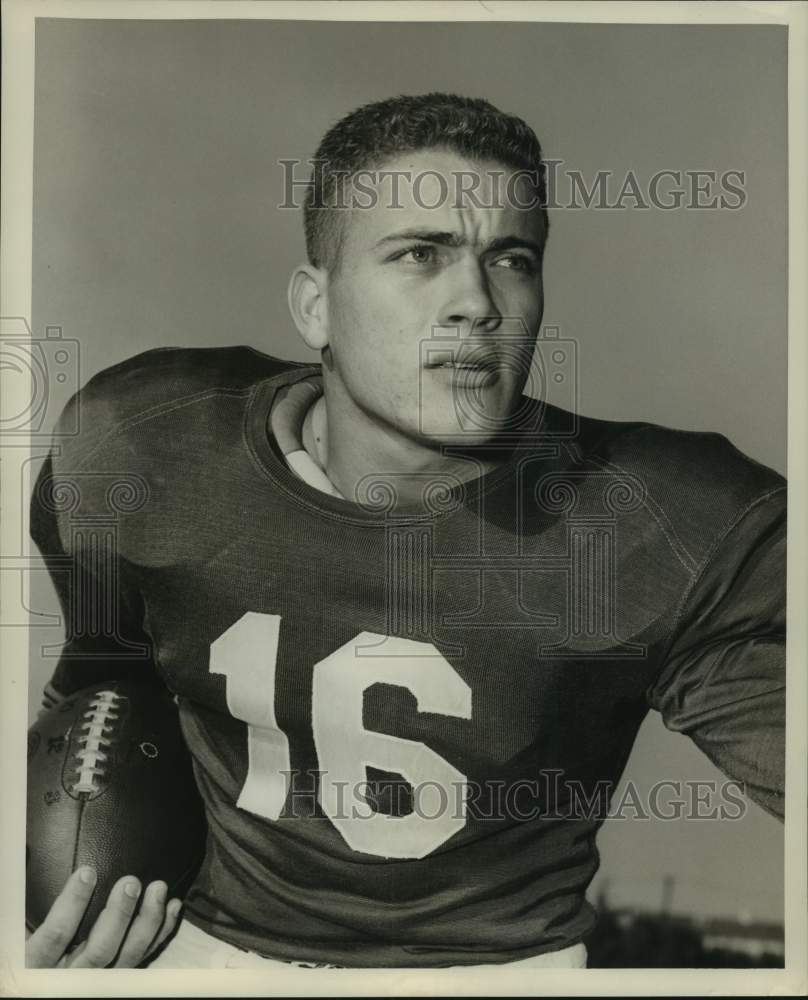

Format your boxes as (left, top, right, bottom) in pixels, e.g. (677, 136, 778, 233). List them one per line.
(210, 611, 472, 859)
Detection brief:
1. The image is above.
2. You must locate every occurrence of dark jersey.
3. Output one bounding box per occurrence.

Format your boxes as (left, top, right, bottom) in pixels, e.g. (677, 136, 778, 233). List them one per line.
(30, 347, 786, 967)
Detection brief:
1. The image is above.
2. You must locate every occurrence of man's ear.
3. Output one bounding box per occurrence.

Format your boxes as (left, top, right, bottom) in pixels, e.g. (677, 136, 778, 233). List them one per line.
(287, 264, 330, 352)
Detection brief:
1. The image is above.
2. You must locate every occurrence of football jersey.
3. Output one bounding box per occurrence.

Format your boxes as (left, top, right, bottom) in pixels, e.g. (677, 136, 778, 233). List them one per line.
(30, 346, 786, 967)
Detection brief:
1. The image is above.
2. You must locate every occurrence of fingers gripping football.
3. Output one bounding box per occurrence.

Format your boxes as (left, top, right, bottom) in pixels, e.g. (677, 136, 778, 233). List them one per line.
(108, 880, 182, 968)
(25, 868, 181, 968)
(25, 867, 98, 968)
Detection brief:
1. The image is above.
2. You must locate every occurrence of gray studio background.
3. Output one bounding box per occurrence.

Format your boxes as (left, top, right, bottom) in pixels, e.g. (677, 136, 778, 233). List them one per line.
(29, 19, 786, 925)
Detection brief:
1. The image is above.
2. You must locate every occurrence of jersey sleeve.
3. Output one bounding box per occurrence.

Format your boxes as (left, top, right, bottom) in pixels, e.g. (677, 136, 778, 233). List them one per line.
(646, 485, 786, 820)
(30, 452, 163, 710)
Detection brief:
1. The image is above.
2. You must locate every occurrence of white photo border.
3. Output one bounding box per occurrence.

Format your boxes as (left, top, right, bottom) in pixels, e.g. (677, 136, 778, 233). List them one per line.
(1, 2, 805, 996)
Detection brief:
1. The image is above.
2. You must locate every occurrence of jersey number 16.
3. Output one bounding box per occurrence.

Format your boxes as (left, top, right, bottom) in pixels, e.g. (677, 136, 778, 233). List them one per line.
(210, 611, 472, 859)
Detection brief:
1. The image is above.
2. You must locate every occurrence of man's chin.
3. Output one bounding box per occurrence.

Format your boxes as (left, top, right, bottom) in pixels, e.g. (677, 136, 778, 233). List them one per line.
(416, 383, 525, 437)
(418, 424, 516, 456)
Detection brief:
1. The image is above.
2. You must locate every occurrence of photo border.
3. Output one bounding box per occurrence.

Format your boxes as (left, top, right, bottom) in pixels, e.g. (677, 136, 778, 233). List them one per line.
(2, 2, 805, 996)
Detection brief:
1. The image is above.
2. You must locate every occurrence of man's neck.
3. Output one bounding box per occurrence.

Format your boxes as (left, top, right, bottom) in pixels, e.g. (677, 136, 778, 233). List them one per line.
(317, 382, 503, 509)
(301, 394, 328, 470)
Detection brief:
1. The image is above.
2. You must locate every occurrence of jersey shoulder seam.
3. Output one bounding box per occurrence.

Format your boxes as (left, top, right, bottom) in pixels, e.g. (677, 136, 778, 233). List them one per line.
(562, 442, 700, 576)
(70, 384, 255, 473)
(656, 483, 786, 670)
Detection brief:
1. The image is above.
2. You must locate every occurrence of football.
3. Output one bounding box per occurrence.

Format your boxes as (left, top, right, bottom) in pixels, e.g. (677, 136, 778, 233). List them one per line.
(26, 678, 208, 944)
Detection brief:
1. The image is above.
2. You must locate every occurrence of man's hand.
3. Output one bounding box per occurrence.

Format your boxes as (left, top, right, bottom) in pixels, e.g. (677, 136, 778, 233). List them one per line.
(25, 867, 182, 968)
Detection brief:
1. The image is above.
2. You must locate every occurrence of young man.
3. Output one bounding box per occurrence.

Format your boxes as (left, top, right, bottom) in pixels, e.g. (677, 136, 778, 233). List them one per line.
(26, 93, 785, 969)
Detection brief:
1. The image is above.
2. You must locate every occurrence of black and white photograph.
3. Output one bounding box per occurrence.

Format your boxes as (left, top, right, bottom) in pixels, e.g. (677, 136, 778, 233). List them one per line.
(1, 1, 806, 996)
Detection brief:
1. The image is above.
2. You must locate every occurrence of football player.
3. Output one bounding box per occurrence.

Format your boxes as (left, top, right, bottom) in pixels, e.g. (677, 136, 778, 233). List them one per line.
(26, 93, 785, 969)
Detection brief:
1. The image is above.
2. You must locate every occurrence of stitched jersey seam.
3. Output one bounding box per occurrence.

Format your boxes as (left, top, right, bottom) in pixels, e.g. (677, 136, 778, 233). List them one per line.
(650, 484, 786, 686)
(69, 386, 254, 472)
(560, 442, 699, 575)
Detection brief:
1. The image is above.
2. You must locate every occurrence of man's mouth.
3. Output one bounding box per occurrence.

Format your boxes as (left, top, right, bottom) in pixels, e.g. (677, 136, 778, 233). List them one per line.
(426, 355, 499, 371)
(428, 360, 500, 387)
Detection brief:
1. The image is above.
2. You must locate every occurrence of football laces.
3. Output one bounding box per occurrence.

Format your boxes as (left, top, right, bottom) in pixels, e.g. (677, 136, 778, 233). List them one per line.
(71, 690, 122, 795)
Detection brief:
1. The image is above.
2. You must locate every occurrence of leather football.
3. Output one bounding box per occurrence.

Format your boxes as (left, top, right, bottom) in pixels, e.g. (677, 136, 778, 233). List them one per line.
(26, 679, 208, 944)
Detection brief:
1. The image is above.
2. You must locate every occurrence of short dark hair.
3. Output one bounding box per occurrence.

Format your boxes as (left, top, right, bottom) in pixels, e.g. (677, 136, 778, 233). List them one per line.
(303, 92, 550, 272)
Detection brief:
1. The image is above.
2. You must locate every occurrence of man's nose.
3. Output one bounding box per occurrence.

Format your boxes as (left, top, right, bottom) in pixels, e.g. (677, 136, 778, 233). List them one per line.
(438, 260, 502, 334)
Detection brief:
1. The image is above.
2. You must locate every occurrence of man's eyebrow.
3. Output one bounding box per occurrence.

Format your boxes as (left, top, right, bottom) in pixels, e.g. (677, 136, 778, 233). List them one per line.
(373, 229, 464, 249)
(484, 235, 544, 258)
(374, 229, 543, 257)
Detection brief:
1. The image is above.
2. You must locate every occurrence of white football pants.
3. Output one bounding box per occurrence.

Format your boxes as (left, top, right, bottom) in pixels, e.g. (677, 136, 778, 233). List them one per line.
(148, 918, 587, 969)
